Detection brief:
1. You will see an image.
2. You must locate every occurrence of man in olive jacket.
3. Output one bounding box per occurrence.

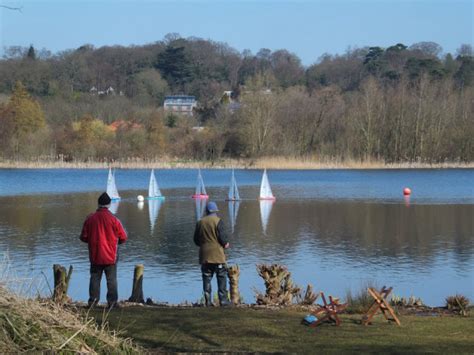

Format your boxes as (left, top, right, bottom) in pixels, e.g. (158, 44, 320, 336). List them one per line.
(193, 201, 230, 306)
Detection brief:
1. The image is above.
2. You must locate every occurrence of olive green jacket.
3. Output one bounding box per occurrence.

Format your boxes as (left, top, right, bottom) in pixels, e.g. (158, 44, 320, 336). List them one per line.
(193, 214, 228, 264)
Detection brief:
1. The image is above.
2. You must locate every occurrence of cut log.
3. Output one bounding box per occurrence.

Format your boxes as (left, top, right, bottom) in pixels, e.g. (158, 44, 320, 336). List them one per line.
(128, 264, 145, 303)
(53, 264, 73, 303)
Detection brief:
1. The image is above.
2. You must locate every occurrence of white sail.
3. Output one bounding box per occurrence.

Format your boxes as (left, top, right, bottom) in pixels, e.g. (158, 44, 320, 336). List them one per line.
(109, 200, 120, 215)
(148, 169, 163, 198)
(195, 169, 207, 195)
(106, 168, 120, 200)
(259, 169, 274, 199)
(228, 200, 240, 233)
(228, 169, 240, 201)
(195, 198, 206, 221)
(148, 198, 163, 232)
(259, 200, 274, 235)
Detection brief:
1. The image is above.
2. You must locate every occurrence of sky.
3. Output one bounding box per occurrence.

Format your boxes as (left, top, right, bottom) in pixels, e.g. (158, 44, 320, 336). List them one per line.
(1, 0, 473, 65)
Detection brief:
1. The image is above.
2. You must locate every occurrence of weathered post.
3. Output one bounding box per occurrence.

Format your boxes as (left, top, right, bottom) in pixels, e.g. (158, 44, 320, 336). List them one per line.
(53, 264, 73, 303)
(227, 264, 240, 305)
(128, 264, 145, 303)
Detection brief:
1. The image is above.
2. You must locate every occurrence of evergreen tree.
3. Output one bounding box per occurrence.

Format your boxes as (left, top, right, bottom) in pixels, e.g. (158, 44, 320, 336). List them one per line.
(155, 45, 192, 89)
(27, 45, 36, 60)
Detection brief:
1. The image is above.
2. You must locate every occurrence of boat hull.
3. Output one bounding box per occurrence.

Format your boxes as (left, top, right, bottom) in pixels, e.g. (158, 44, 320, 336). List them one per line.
(192, 194, 209, 199)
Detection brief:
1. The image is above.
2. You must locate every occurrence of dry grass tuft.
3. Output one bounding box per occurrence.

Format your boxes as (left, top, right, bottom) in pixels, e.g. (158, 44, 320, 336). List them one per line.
(345, 283, 378, 314)
(0, 287, 141, 353)
(445, 294, 470, 316)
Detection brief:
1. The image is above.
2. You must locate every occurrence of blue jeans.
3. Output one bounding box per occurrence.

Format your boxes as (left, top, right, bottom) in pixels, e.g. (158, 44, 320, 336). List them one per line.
(201, 263, 228, 305)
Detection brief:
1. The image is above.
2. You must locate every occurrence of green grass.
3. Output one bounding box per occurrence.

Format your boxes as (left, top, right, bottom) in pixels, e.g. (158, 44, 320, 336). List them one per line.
(90, 306, 474, 353)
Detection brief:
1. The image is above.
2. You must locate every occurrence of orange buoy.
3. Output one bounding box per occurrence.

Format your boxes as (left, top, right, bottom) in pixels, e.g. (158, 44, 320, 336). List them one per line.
(403, 187, 411, 196)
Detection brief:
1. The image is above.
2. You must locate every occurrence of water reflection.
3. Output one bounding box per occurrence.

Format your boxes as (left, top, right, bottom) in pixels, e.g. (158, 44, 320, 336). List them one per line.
(195, 198, 206, 221)
(259, 200, 274, 235)
(148, 199, 163, 233)
(0, 190, 472, 306)
(228, 201, 240, 234)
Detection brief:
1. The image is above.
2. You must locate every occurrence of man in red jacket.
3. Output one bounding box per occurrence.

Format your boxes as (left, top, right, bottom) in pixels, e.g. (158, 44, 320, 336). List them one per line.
(80, 192, 127, 308)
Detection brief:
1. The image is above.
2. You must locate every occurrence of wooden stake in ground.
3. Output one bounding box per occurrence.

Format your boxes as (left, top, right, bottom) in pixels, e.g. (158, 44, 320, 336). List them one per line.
(53, 264, 73, 303)
(128, 264, 145, 303)
(227, 265, 240, 305)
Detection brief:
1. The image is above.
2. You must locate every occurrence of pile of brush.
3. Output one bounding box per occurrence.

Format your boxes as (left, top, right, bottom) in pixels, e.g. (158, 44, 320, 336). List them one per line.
(255, 264, 301, 306)
(0, 286, 141, 353)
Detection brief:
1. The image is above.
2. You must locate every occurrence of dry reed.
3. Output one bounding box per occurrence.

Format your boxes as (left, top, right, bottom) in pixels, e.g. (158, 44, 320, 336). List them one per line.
(0, 286, 142, 353)
(0, 254, 141, 353)
(1, 156, 473, 170)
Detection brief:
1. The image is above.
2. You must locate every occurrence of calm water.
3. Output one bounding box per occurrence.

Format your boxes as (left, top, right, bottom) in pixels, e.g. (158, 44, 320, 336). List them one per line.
(0, 169, 473, 306)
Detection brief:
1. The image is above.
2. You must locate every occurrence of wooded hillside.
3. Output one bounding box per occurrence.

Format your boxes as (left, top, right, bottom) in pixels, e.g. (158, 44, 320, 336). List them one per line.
(0, 35, 472, 163)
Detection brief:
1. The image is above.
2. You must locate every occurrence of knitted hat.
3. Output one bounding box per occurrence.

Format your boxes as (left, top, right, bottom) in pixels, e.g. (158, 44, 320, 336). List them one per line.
(98, 192, 112, 206)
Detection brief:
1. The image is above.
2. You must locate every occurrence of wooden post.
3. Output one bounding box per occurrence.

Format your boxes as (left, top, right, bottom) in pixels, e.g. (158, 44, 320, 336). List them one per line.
(128, 264, 145, 303)
(227, 265, 240, 305)
(53, 264, 73, 303)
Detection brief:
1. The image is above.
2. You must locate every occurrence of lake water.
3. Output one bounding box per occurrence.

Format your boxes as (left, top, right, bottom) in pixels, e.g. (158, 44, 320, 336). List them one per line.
(0, 168, 473, 306)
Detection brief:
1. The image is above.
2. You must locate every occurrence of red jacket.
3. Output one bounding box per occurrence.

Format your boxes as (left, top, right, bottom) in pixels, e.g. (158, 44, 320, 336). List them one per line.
(80, 207, 127, 265)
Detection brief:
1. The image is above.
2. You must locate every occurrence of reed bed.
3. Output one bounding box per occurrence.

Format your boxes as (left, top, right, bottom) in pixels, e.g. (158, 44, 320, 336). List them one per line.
(0, 156, 472, 170)
(0, 286, 142, 353)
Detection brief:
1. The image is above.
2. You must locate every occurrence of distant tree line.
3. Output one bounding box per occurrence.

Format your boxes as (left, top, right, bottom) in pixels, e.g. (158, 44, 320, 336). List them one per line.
(0, 35, 472, 163)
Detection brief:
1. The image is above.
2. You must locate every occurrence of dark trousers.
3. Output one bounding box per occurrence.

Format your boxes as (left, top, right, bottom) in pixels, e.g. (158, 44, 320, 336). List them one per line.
(201, 263, 228, 305)
(88, 264, 118, 306)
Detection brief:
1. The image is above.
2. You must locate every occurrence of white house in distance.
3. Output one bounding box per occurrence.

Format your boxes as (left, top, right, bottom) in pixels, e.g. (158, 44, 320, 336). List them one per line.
(163, 95, 197, 116)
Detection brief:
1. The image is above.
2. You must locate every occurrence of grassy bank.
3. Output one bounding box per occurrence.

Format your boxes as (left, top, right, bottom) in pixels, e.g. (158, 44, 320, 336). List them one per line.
(90, 306, 474, 353)
(1, 156, 473, 170)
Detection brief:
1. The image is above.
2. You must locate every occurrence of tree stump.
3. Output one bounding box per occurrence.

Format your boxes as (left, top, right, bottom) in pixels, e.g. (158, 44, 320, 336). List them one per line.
(128, 264, 145, 303)
(53, 264, 73, 303)
(227, 265, 240, 305)
(302, 284, 319, 305)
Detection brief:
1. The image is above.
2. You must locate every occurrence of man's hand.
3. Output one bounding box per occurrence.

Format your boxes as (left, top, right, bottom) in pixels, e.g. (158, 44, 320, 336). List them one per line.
(224, 242, 230, 249)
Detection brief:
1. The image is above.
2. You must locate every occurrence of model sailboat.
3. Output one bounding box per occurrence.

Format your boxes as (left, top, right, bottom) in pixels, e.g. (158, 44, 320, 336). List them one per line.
(109, 200, 120, 215)
(226, 169, 240, 201)
(106, 168, 120, 200)
(259, 169, 275, 200)
(192, 169, 209, 199)
(148, 169, 165, 200)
